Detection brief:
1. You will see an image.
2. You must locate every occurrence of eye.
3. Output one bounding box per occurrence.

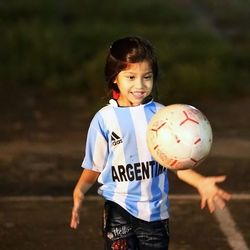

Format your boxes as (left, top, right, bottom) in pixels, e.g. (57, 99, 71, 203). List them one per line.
(144, 74, 153, 80)
(126, 75, 135, 80)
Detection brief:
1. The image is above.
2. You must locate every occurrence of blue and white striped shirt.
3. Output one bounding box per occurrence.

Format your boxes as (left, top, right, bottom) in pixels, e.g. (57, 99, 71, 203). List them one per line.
(82, 99, 169, 222)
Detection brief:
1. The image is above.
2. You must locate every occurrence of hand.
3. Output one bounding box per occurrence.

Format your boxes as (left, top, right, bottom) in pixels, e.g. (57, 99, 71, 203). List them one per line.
(197, 176, 231, 213)
(70, 190, 85, 229)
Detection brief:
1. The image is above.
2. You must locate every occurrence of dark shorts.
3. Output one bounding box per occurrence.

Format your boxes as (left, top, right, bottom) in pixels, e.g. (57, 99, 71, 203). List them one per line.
(103, 201, 169, 250)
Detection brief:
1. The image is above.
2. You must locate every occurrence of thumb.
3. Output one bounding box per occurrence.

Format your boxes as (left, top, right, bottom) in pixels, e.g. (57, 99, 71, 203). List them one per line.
(214, 175, 226, 184)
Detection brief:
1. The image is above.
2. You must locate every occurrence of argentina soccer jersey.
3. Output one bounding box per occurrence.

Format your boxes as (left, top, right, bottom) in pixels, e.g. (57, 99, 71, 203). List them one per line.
(82, 99, 169, 222)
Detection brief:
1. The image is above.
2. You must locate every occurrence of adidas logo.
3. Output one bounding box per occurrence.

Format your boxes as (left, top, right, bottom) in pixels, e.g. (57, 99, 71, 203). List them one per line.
(111, 132, 123, 146)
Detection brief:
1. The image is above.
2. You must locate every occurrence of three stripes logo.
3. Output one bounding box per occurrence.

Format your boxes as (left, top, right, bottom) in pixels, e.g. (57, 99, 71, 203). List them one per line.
(111, 132, 123, 146)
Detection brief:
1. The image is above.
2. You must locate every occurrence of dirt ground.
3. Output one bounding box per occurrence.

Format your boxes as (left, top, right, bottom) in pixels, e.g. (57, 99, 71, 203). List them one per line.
(0, 95, 249, 249)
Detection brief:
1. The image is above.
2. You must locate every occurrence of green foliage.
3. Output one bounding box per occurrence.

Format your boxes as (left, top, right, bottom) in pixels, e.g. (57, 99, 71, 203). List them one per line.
(0, 0, 249, 101)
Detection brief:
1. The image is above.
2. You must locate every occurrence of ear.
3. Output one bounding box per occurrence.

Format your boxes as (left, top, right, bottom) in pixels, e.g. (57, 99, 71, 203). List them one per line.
(113, 77, 118, 84)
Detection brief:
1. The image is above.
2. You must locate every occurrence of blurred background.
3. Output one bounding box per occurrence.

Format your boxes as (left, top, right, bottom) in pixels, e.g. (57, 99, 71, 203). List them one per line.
(1, 1, 250, 249)
(0, 0, 249, 194)
(1, 0, 249, 100)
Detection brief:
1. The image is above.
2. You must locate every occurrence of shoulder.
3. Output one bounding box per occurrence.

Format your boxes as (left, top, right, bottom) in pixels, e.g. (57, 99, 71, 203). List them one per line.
(91, 101, 114, 118)
(96, 103, 116, 118)
(89, 103, 117, 131)
(144, 100, 165, 112)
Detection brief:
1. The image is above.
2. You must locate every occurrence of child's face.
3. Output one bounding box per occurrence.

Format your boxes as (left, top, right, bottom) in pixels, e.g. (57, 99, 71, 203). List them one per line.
(114, 60, 154, 107)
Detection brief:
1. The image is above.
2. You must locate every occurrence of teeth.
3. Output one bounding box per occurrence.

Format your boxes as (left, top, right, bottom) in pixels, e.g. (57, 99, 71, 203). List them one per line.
(132, 92, 144, 98)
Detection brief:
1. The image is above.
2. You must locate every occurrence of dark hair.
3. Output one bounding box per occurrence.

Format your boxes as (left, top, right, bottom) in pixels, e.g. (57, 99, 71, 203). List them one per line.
(104, 36, 158, 96)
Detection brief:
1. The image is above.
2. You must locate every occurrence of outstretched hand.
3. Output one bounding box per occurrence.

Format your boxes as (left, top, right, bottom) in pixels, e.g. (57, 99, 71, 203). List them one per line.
(197, 176, 231, 213)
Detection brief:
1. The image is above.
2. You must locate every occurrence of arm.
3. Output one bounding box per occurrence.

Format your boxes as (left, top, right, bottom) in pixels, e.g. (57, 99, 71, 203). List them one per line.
(70, 169, 100, 229)
(176, 169, 231, 213)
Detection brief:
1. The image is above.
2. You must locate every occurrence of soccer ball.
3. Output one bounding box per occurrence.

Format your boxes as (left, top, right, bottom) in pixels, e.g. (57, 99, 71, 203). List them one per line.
(147, 104, 213, 170)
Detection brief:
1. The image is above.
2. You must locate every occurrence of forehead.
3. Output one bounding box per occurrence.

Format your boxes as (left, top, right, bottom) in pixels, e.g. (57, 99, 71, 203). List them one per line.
(123, 61, 152, 72)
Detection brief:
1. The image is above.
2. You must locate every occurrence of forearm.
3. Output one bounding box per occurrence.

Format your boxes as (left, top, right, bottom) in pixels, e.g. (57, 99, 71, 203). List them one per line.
(176, 169, 204, 189)
(73, 169, 100, 197)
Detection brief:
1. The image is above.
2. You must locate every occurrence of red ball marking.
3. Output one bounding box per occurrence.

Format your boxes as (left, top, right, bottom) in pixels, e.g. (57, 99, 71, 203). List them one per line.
(194, 138, 201, 144)
(179, 111, 199, 126)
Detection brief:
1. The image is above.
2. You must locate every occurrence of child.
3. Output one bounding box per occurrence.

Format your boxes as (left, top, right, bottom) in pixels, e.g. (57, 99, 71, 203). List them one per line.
(70, 36, 231, 249)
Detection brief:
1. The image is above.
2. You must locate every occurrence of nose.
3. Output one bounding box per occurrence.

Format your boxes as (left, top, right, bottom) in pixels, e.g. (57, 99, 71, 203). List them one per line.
(135, 78, 144, 88)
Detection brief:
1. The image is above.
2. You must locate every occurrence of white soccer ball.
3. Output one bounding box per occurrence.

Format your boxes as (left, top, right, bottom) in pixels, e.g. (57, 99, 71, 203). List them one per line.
(147, 104, 213, 170)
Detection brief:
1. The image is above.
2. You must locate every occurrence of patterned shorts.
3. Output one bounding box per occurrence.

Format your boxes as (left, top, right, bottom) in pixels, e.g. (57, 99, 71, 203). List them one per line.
(103, 201, 169, 250)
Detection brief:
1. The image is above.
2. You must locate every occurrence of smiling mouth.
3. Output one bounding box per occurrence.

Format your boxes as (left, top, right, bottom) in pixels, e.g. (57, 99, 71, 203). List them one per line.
(131, 91, 145, 98)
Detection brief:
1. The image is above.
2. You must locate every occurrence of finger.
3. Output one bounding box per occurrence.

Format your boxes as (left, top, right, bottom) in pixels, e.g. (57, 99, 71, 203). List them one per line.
(214, 196, 226, 210)
(70, 214, 77, 229)
(70, 218, 77, 229)
(207, 198, 215, 213)
(214, 175, 226, 184)
(200, 197, 207, 209)
(222, 191, 231, 201)
(217, 189, 231, 201)
(70, 217, 79, 229)
(70, 211, 79, 229)
(70, 220, 76, 229)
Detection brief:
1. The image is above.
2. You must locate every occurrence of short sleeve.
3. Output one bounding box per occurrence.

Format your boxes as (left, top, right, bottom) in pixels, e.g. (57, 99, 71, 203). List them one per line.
(81, 112, 108, 172)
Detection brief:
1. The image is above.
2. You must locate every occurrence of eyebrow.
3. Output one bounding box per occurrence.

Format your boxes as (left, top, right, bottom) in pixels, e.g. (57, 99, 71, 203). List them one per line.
(122, 71, 153, 74)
